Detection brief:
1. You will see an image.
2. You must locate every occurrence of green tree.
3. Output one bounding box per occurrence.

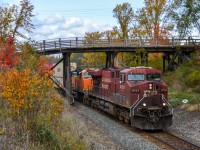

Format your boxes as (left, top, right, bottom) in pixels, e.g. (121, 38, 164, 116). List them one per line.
(113, 2, 134, 39)
(113, 3, 134, 67)
(70, 53, 83, 70)
(168, 0, 200, 38)
(81, 31, 106, 68)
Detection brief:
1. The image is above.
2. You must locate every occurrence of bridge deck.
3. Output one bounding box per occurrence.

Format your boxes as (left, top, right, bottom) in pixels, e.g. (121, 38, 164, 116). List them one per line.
(32, 37, 200, 54)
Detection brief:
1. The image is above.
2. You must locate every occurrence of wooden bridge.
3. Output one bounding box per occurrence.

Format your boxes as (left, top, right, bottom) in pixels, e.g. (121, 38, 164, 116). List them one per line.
(32, 37, 200, 54)
(32, 37, 200, 101)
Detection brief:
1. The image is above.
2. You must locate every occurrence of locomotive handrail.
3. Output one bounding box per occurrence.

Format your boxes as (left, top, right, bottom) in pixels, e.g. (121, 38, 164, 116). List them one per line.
(131, 95, 146, 116)
(162, 95, 173, 109)
(130, 94, 172, 117)
(130, 94, 140, 117)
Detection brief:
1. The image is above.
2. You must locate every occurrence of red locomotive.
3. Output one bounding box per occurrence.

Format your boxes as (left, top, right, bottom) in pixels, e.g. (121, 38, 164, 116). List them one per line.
(72, 67, 173, 130)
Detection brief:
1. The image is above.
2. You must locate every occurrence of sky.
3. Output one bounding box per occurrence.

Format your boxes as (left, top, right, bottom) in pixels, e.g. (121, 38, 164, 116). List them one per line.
(1, 0, 144, 41)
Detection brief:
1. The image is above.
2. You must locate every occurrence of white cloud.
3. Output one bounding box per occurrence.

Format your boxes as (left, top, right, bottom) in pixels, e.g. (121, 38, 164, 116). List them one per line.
(60, 17, 83, 30)
(29, 14, 113, 41)
(45, 14, 65, 25)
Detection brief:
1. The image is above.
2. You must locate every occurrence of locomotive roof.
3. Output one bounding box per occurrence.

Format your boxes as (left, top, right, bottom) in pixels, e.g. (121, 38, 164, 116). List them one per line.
(121, 67, 161, 74)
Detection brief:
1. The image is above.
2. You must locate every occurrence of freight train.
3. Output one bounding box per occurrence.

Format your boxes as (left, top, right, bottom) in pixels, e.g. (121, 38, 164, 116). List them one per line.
(71, 67, 173, 130)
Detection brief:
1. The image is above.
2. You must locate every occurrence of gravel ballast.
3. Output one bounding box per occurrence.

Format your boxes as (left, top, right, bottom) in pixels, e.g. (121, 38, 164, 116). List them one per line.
(73, 102, 162, 150)
(168, 107, 200, 147)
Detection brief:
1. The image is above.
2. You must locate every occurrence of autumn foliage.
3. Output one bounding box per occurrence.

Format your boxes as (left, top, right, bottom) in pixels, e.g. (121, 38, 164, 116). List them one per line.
(0, 36, 63, 123)
(0, 36, 20, 70)
(0, 68, 53, 115)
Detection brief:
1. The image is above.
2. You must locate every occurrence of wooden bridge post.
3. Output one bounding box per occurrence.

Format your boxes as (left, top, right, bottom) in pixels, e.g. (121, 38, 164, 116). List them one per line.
(145, 53, 149, 65)
(178, 51, 183, 65)
(105, 52, 116, 68)
(59, 38, 61, 51)
(162, 53, 166, 73)
(156, 38, 158, 46)
(76, 37, 78, 47)
(105, 52, 112, 68)
(43, 40, 46, 53)
(63, 52, 72, 99)
(172, 37, 174, 47)
(114, 52, 119, 67)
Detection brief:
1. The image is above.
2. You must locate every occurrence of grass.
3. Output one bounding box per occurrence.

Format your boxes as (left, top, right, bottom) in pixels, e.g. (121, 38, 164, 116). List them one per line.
(0, 97, 92, 150)
(168, 87, 200, 108)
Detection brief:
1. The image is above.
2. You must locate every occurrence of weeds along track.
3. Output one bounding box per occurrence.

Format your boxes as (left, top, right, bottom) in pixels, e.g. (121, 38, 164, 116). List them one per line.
(72, 101, 200, 150)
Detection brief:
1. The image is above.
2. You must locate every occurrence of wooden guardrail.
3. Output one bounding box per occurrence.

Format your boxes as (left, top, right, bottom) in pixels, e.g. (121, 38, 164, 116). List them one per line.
(32, 37, 200, 52)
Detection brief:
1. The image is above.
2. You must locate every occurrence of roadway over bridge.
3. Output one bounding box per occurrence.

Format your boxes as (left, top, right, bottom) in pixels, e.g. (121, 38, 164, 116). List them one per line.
(32, 37, 200, 102)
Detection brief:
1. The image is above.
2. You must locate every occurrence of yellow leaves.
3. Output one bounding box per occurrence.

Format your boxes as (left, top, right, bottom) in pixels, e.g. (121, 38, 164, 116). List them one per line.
(0, 68, 54, 115)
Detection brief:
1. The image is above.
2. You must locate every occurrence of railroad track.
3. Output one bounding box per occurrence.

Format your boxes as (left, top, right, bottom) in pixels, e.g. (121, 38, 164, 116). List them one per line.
(146, 131, 200, 150)
(73, 101, 200, 150)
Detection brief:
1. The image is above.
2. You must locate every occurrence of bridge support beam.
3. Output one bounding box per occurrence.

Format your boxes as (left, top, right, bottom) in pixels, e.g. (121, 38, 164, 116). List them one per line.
(178, 51, 183, 65)
(63, 52, 72, 99)
(162, 53, 166, 73)
(105, 52, 117, 68)
(145, 53, 149, 65)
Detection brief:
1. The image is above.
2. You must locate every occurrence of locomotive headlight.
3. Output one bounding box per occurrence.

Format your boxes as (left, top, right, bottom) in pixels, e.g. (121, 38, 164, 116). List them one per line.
(143, 103, 147, 107)
(163, 102, 166, 106)
(149, 83, 153, 90)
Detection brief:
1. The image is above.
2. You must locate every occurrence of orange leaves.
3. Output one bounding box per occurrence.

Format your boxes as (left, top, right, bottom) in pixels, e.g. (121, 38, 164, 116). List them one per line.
(0, 36, 63, 122)
(0, 68, 53, 115)
(36, 56, 54, 77)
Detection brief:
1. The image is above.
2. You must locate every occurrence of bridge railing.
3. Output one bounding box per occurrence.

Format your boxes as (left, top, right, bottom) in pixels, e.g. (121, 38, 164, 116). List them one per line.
(32, 37, 200, 52)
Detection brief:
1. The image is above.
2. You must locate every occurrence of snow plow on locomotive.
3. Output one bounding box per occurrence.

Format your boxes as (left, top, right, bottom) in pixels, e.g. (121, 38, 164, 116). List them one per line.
(72, 67, 173, 130)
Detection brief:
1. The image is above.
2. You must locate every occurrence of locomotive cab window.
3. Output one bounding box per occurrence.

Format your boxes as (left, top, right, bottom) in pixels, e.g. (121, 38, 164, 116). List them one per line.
(116, 71, 120, 78)
(71, 71, 78, 77)
(111, 72, 114, 78)
(83, 72, 91, 79)
(146, 74, 161, 81)
(128, 74, 145, 81)
(120, 74, 125, 84)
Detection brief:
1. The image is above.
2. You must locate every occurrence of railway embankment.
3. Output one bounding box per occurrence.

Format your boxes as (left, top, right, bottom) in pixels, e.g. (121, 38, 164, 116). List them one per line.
(70, 101, 200, 149)
(72, 102, 162, 150)
(167, 106, 200, 147)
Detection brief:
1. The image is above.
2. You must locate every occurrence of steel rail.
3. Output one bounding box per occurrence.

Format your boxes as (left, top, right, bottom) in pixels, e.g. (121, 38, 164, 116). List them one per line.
(147, 131, 200, 150)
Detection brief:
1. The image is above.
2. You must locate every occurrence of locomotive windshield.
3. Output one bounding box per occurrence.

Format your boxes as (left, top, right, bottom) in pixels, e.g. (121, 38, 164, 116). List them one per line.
(84, 72, 92, 78)
(128, 74, 145, 81)
(71, 71, 78, 77)
(146, 74, 161, 81)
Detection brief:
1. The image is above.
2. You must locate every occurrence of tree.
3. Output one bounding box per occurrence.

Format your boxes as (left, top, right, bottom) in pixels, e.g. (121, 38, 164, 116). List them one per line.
(71, 53, 83, 70)
(0, 0, 34, 43)
(133, 0, 174, 69)
(112, 3, 135, 67)
(113, 2, 134, 39)
(134, 0, 172, 39)
(168, 0, 200, 38)
(81, 31, 106, 68)
(0, 36, 20, 70)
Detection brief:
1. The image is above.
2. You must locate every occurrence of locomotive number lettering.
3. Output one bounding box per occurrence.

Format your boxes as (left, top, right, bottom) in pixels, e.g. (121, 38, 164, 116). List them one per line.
(102, 84, 109, 89)
(102, 78, 111, 83)
(120, 85, 125, 89)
